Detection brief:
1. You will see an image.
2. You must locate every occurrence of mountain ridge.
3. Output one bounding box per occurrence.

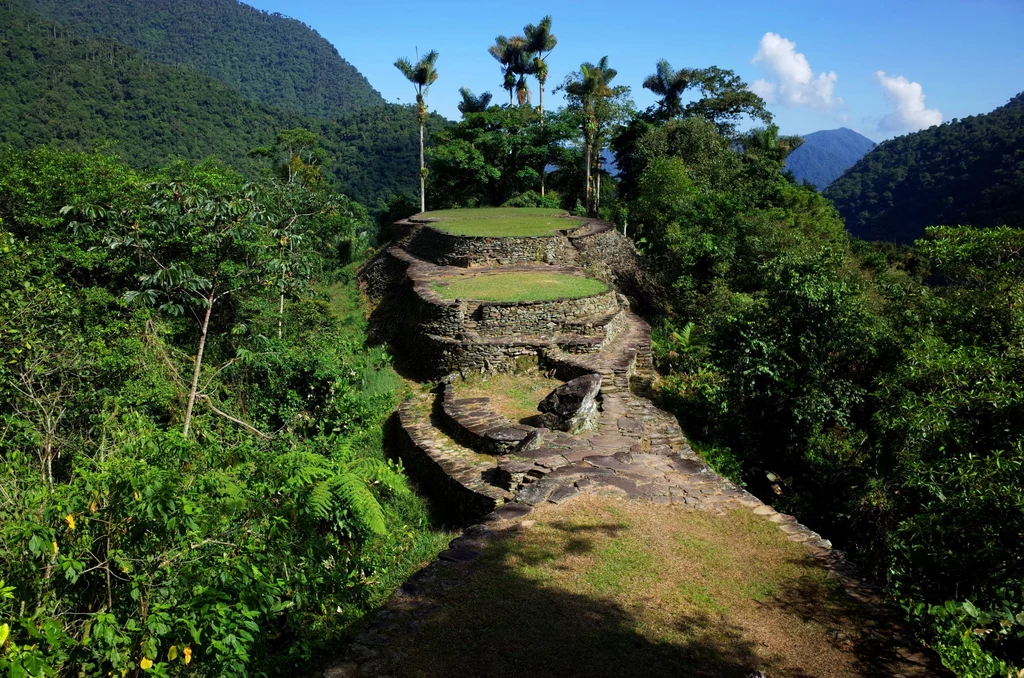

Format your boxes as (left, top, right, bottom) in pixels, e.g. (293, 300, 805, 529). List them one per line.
(825, 94, 1024, 243)
(0, 1, 445, 209)
(24, 0, 384, 119)
(784, 127, 875, 190)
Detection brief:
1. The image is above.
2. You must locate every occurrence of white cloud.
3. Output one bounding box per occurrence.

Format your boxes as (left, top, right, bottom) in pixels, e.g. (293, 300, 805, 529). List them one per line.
(751, 32, 840, 110)
(875, 71, 943, 133)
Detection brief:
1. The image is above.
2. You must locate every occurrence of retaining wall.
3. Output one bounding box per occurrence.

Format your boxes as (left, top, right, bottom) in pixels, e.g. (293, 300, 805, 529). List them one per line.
(407, 225, 577, 268)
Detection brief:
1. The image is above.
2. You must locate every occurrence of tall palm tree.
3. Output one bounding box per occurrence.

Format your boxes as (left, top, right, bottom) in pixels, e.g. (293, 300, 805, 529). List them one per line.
(489, 36, 534, 107)
(565, 56, 617, 215)
(524, 16, 557, 116)
(488, 36, 517, 106)
(642, 59, 691, 119)
(394, 49, 439, 213)
(457, 87, 493, 116)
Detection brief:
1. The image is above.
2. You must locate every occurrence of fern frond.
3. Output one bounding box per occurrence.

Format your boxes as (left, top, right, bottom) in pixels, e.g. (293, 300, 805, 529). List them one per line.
(330, 473, 387, 535)
(348, 457, 410, 496)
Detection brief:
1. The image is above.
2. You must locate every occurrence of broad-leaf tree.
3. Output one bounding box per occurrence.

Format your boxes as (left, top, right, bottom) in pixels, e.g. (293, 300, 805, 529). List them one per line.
(394, 50, 440, 213)
(100, 173, 274, 437)
(683, 66, 772, 136)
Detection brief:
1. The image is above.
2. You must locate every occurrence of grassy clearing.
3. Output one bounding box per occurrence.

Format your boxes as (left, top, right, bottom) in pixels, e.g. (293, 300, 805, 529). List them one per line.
(421, 207, 568, 219)
(452, 370, 560, 423)
(433, 272, 607, 302)
(417, 208, 583, 237)
(391, 496, 917, 678)
(430, 216, 585, 237)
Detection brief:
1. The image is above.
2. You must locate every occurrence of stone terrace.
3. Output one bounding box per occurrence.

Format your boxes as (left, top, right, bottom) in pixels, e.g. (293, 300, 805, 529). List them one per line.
(337, 208, 951, 678)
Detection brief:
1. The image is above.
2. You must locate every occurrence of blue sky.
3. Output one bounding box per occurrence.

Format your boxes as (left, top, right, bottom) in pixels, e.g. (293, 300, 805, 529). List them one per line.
(244, 0, 1023, 141)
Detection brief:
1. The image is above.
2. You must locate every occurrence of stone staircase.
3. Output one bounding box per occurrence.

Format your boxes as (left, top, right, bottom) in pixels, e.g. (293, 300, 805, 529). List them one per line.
(361, 216, 759, 520)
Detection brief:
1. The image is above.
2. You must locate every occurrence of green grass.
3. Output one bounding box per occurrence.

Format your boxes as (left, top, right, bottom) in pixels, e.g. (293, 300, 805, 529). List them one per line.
(417, 208, 584, 237)
(386, 497, 917, 678)
(453, 370, 560, 423)
(433, 272, 607, 302)
(421, 207, 568, 219)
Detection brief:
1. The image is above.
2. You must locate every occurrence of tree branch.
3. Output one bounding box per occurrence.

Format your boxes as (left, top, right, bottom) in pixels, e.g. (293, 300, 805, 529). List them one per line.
(198, 395, 272, 439)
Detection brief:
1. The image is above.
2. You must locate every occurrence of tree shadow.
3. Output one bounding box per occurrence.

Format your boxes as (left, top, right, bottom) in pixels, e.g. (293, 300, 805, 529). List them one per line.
(759, 556, 953, 676)
(387, 521, 779, 678)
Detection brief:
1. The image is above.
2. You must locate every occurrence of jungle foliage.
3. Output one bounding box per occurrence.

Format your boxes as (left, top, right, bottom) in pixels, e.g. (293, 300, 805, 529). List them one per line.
(24, 0, 384, 118)
(0, 2, 447, 211)
(825, 93, 1024, 244)
(615, 87, 1024, 675)
(0, 148, 449, 676)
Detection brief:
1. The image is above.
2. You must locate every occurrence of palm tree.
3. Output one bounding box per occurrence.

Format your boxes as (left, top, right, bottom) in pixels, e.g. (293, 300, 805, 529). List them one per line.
(489, 36, 534, 107)
(457, 87, 493, 116)
(394, 49, 439, 213)
(565, 56, 617, 215)
(524, 16, 557, 116)
(642, 59, 691, 119)
(739, 125, 804, 166)
(488, 36, 517, 106)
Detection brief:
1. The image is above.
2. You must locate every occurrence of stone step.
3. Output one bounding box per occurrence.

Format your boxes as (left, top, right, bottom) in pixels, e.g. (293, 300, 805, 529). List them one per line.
(395, 396, 513, 523)
(439, 385, 539, 455)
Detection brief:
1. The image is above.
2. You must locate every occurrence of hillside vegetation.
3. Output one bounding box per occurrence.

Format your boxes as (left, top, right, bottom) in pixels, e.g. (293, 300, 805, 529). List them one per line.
(826, 94, 1024, 243)
(784, 127, 875, 190)
(614, 112, 1024, 675)
(0, 2, 443, 209)
(25, 0, 383, 118)
(0, 147, 450, 676)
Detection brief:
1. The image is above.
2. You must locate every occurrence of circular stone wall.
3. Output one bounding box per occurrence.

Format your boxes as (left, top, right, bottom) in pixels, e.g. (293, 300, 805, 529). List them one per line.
(407, 226, 578, 268)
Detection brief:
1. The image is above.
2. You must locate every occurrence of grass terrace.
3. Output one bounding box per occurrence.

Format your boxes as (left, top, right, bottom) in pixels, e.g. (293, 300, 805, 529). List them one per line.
(419, 207, 585, 237)
(452, 370, 559, 424)
(432, 272, 607, 303)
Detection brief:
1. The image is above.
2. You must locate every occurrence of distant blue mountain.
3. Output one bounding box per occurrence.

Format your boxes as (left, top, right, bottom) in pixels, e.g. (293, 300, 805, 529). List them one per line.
(785, 128, 876, 190)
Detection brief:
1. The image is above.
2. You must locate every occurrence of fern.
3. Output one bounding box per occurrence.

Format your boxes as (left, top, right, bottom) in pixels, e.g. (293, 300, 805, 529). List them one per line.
(329, 472, 387, 535)
(277, 444, 401, 535)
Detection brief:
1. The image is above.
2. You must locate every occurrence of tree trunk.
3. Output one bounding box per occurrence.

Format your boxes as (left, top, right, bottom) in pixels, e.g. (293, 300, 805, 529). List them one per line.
(278, 290, 284, 340)
(539, 85, 546, 197)
(419, 122, 426, 213)
(596, 152, 602, 214)
(584, 141, 592, 216)
(183, 279, 216, 437)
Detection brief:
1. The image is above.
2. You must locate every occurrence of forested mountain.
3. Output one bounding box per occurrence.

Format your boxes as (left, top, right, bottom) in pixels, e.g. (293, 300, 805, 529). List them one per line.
(825, 93, 1024, 243)
(24, 0, 384, 119)
(784, 127, 875, 190)
(0, 2, 445, 208)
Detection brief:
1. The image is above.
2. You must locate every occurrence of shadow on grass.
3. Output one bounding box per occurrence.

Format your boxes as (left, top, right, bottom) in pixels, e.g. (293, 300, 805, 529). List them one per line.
(392, 523, 780, 678)
(760, 557, 952, 677)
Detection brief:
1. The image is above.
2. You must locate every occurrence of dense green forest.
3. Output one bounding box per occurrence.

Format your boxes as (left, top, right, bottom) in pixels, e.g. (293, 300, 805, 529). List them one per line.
(0, 147, 450, 675)
(25, 0, 384, 118)
(2, 4, 1023, 674)
(0, 2, 445, 210)
(414, 37, 1024, 673)
(826, 93, 1024, 243)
